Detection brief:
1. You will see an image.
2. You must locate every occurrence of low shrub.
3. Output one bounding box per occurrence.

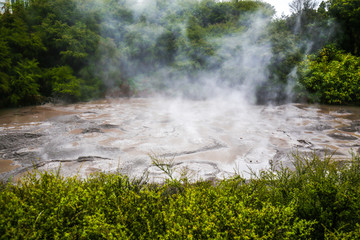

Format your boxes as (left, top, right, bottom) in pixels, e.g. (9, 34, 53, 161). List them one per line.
(1, 153, 360, 239)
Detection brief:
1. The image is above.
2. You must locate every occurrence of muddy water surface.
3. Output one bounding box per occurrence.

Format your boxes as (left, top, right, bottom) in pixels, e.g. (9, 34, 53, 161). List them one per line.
(0, 159, 20, 173)
(1, 98, 360, 182)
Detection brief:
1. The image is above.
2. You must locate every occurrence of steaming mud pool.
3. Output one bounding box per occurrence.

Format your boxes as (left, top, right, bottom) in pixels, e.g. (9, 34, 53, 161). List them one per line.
(1, 97, 360, 182)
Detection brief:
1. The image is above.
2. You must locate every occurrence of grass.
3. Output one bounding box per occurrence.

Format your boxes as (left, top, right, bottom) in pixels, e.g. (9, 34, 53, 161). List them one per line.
(1, 152, 360, 239)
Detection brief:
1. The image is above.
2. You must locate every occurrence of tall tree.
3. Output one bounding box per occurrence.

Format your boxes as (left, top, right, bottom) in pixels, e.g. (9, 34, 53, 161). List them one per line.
(329, 0, 360, 55)
(289, 0, 318, 14)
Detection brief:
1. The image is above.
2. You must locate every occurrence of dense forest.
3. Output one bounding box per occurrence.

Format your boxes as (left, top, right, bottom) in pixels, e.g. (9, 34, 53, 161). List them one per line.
(0, 0, 359, 107)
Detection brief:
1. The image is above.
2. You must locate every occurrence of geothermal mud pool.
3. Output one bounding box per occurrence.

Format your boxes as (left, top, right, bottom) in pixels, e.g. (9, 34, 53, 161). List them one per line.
(1, 97, 360, 182)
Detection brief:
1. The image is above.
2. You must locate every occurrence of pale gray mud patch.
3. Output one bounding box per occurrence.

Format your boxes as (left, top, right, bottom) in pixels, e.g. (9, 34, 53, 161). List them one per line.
(0, 132, 44, 165)
(1, 98, 360, 182)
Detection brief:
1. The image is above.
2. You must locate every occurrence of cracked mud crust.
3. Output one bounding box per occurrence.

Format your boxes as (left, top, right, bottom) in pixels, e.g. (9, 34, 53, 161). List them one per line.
(1, 99, 360, 182)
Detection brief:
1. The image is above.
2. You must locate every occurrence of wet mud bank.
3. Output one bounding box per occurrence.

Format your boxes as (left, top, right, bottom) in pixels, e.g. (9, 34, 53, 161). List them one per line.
(1, 98, 360, 182)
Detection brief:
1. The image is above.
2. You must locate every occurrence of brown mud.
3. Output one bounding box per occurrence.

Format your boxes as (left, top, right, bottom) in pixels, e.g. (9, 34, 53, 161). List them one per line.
(1, 98, 360, 182)
(0, 159, 20, 174)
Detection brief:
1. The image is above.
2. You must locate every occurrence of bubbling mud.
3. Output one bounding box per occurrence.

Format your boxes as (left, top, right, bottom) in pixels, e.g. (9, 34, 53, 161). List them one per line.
(1, 97, 360, 182)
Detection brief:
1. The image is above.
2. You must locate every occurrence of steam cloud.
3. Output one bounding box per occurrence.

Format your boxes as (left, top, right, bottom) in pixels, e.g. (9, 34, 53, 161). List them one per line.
(77, 0, 277, 104)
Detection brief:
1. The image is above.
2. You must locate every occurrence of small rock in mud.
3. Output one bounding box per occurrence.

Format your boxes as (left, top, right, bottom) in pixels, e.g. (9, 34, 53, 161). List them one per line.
(82, 128, 103, 134)
(306, 123, 332, 131)
(340, 121, 360, 132)
(76, 156, 111, 162)
(328, 132, 358, 140)
(99, 124, 119, 129)
(336, 109, 353, 114)
(49, 115, 83, 123)
(23, 133, 43, 138)
(306, 124, 332, 131)
(297, 139, 313, 147)
(340, 126, 356, 132)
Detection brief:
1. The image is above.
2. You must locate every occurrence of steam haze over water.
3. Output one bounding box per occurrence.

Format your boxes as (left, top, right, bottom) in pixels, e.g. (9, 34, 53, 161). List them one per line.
(1, 99, 360, 182)
(0, 0, 353, 182)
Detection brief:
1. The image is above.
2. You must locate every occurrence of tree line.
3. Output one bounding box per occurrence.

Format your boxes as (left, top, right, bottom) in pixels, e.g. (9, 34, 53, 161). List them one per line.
(0, 0, 359, 107)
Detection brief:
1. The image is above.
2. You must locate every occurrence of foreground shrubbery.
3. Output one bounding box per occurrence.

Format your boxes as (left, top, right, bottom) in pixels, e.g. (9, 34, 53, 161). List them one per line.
(1, 153, 360, 239)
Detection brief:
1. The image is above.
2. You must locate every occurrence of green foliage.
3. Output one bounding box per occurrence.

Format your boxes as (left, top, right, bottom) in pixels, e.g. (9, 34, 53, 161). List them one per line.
(1, 0, 359, 106)
(3, 153, 360, 239)
(57, 22, 99, 69)
(0, 170, 312, 239)
(45, 66, 82, 101)
(329, 0, 360, 55)
(298, 46, 360, 104)
(255, 151, 360, 239)
(160, 184, 314, 239)
(0, 38, 11, 106)
(155, 30, 178, 64)
(9, 59, 42, 106)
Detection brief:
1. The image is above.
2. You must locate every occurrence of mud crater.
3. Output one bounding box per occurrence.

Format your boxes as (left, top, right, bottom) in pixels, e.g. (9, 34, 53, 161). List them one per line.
(1, 98, 360, 182)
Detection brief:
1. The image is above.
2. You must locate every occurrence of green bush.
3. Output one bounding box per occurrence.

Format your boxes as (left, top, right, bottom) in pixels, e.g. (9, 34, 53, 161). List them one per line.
(0, 170, 314, 239)
(45, 65, 82, 102)
(3, 152, 360, 239)
(253, 152, 360, 239)
(9, 59, 42, 106)
(298, 46, 360, 104)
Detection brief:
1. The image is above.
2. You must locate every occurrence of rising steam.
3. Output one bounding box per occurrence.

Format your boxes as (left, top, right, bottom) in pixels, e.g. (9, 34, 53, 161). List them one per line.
(77, 0, 278, 103)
